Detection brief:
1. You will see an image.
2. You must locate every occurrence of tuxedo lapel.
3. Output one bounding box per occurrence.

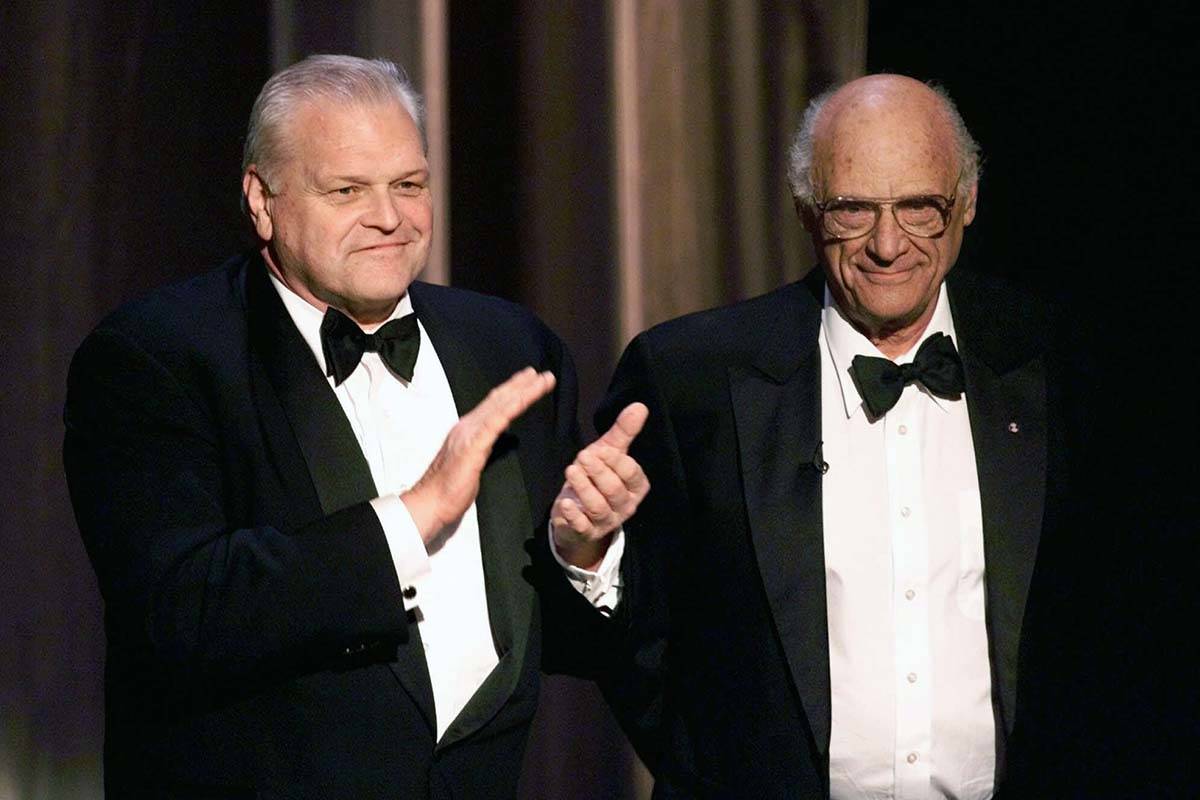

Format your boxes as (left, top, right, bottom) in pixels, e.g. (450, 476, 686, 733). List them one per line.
(948, 272, 1048, 738)
(725, 269, 1044, 760)
(410, 283, 536, 750)
(243, 258, 437, 733)
(730, 283, 831, 757)
(245, 259, 379, 514)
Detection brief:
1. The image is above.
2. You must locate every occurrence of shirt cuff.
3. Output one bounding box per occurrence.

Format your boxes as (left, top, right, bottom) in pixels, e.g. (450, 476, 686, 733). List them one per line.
(548, 523, 624, 615)
(370, 494, 432, 611)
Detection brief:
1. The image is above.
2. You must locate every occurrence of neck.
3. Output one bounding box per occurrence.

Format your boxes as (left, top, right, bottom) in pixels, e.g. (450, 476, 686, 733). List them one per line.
(261, 245, 400, 328)
(824, 278, 943, 360)
(836, 297, 938, 360)
(869, 317, 933, 359)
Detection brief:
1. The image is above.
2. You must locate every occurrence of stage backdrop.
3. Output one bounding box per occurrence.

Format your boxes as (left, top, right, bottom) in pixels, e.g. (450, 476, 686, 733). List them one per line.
(0, 2, 864, 797)
(9, 2, 1191, 797)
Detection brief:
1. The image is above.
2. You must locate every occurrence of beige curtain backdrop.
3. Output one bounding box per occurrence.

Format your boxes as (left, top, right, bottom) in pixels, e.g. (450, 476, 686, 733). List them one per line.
(490, 3, 869, 797)
(0, 2, 865, 797)
(609, 1, 866, 343)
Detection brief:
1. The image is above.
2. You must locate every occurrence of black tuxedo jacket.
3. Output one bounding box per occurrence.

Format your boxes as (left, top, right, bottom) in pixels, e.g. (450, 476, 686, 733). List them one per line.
(591, 268, 1063, 799)
(64, 253, 580, 799)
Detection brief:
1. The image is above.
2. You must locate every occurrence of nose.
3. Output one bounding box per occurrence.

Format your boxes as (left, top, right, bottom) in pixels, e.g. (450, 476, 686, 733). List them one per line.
(360, 186, 403, 232)
(865, 205, 910, 264)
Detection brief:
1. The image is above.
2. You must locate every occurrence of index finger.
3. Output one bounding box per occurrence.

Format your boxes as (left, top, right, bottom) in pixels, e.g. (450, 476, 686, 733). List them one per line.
(475, 368, 556, 435)
(596, 402, 648, 453)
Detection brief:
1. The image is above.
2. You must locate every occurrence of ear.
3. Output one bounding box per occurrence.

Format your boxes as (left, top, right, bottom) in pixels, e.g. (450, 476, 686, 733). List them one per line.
(242, 168, 274, 241)
(794, 196, 820, 236)
(960, 181, 978, 227)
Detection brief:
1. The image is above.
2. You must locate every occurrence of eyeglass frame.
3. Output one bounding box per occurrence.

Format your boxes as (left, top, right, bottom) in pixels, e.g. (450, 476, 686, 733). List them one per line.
(810, 187, 960, 242)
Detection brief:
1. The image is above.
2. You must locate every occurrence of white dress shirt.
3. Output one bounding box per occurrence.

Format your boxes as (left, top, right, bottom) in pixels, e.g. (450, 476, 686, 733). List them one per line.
(820, 287, 996, 800)
(551, 525, 624, 612)
(270, 274, 497, 742)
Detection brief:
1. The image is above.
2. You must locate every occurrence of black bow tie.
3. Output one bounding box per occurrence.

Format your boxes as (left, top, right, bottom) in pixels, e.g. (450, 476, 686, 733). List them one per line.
(849, 332, 965, 418)
(320, 307, 420, 386)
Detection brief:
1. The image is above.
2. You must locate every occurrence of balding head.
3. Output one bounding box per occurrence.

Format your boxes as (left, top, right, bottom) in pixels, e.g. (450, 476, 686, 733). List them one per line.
(788, 74, 980, 208)
(787, 74, 982, 356)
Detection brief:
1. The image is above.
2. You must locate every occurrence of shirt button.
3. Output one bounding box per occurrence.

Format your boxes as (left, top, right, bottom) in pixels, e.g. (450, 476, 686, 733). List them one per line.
(900, 506, 911, 518)
(898, 424, 908, 435)
(402, 586, 417, 600)
(907, 672, 918, 684)
(904, 589, 916, 600)
(907, 752, 919, 764)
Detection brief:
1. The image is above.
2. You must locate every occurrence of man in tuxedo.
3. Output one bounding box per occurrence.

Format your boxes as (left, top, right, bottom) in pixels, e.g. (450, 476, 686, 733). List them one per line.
(64, 55, 644, 799)
(585, 74, 1063, 798)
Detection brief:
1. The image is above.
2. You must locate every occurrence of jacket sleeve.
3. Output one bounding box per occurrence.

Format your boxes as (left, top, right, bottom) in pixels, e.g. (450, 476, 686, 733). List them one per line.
(63, 324, 410, 690)
(536, 331, 693, 775)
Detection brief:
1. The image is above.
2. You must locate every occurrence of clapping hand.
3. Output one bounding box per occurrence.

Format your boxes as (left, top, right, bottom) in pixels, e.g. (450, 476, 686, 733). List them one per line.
(403, 367, 556, 543)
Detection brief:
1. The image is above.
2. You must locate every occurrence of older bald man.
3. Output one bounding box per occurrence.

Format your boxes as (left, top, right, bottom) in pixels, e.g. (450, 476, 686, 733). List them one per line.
(581, 74, 1065, 799)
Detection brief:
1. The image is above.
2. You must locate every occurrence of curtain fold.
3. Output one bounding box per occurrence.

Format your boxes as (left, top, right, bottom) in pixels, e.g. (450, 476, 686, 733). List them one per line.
(611, 1, 866, 340)
(0, 3, 865, 797)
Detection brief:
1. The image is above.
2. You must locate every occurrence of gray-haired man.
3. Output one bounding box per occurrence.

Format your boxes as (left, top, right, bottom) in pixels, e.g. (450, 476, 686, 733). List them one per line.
(65, 54, 644, 799)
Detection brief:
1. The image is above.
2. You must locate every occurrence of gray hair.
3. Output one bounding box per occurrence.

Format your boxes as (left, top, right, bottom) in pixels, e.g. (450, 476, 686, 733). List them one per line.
(787, 80, 981, 207)
(241, 54, 425, 190)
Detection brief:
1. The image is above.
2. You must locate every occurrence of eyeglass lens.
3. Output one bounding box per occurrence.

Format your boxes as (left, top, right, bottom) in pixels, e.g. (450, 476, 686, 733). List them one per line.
(823, 197, 949, 238)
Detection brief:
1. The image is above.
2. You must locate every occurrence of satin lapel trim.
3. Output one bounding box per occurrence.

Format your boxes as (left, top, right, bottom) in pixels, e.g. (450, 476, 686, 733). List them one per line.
(411, 284, 535, 750)
(436, 445, 534, 750)
(948, 273, 1048, 738)
(961, 346, 1047, 738)
(245, 261, 436, 733)
(245, 260, 379, 514)
(243, 265, 324, 531)
(730, 323, 830, 757)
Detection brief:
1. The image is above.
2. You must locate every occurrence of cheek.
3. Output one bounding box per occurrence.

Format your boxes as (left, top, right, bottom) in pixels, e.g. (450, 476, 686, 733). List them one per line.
(315, 214, 362, 253)
(406, 199, 434, 234)
(825, 242, 862, 281)
(918, 240, 954, 279)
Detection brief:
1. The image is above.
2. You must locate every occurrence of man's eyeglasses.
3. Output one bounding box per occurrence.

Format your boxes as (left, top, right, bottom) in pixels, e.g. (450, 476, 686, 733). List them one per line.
(812, 192, 957, 240)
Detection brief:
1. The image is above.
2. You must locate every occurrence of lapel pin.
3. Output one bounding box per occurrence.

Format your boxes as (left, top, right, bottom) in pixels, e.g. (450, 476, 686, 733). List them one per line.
(1007, 421, 1020, 433)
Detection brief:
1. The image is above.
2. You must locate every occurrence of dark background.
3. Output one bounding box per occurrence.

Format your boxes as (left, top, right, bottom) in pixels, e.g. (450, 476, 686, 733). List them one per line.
(870, 2, 1197, 795)
(1, 1, 1194, 796)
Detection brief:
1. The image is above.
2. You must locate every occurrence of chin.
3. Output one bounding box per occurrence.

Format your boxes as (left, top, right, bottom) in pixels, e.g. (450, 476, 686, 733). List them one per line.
(869, 299, 929, 329)
(354, 260, 422, 290)
(335, 271, 410, 306)
(363, 281, 416, 305)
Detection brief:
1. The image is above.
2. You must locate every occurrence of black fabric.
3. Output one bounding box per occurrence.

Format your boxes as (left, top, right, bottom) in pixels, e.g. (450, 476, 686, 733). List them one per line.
(63, 251, 582, 799)
(578, 267, 1062, 798)
(321, 307, 421, 385)
(850, 331, 966, 417)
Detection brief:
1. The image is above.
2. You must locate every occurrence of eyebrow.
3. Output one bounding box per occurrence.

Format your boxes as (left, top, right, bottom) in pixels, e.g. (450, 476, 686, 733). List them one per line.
(320, 167, 430, 186)
(825, 187, 954, 201)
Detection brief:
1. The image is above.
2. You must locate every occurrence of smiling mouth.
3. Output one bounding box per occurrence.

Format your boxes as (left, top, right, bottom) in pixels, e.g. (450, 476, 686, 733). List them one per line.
(858, 265, 918, 281)
(356, 241, 413, 252)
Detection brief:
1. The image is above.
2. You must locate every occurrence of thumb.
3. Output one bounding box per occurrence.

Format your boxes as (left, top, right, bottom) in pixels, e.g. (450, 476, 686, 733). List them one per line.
(597, 402, 649, 452)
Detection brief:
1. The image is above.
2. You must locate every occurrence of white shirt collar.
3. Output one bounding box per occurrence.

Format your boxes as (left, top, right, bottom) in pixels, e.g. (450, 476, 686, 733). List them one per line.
(821, 283, 958, 420)
(267, 269, 414, 376)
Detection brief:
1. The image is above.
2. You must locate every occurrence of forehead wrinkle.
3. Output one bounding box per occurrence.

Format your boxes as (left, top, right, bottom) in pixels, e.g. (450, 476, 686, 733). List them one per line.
(285, 100, 426, 191)
(813, 82, 959, 198)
